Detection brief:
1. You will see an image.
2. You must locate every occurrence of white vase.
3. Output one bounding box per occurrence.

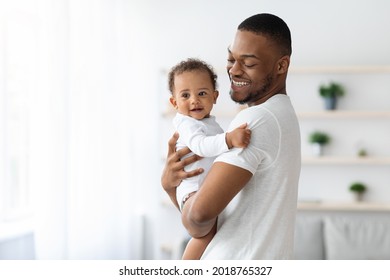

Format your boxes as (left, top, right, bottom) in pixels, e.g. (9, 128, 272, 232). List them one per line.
(311, 143, 323, 156)
(353, 192, 364, 202)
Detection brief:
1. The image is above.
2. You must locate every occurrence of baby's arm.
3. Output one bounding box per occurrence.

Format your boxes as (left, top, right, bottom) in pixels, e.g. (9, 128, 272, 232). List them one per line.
(225, 123, 251, 149)
(176, 116, 251, 157)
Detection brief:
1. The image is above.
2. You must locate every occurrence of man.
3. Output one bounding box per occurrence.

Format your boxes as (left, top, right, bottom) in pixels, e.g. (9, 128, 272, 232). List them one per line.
(161, 13, 301, 259)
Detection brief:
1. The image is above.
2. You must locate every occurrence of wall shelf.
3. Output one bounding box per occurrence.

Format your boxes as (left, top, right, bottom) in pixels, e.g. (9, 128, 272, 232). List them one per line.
(290, 65, 390, 74)
(298, 201, 390, 212)
(302, 156, 390, 165)
(298, 111, 390, 119)
(163, 109, 390, 119)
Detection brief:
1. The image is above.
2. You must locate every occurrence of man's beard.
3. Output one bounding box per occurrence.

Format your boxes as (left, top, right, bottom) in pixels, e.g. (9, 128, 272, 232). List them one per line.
(230, 74, 273, 105)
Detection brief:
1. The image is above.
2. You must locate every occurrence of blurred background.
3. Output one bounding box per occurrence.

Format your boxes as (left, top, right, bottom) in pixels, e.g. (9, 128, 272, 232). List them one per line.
(1, 0, 390, 260)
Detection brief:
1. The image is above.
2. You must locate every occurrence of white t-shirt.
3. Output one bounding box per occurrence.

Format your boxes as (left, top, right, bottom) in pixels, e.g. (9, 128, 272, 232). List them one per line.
(201, 94, 301, 260)
(173, 113, 229, 210)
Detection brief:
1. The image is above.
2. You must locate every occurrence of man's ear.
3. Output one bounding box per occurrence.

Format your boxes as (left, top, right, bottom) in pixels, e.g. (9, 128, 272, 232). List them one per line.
(213, 90, 219, 104)
(169, 96, 178, 109)
(277, 55, 290, 74)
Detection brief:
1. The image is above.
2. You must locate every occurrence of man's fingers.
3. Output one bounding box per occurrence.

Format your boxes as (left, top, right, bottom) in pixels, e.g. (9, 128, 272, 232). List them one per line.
(176, 146, 192, 159)
(167, 132, 179, 156)
(179, 153, 202, 167)
(183, 168, 204, 179)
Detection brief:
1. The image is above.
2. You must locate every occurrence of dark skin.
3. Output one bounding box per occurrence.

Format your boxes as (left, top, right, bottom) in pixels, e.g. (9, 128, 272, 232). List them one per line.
(161, 30, 290, 238)
(161, 132, 203, 210)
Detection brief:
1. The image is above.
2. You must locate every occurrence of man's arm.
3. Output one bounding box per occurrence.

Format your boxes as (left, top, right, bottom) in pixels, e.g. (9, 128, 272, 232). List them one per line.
(161, 132, 203, 210)
(181, 162, 252, 238)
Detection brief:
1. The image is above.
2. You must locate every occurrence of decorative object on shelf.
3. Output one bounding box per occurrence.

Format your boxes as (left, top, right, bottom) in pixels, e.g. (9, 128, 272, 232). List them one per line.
(357, 148, 368, 157)
(354, 140, 368, 157)
(349, 182, 367, 202)
(308, 131, 331, 156)
(319, 82, 345, 110)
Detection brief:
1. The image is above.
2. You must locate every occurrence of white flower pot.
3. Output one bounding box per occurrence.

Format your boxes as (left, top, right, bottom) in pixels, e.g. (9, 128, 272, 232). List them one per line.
(353, 192, 364, 202)
(311, 143, 323, 156)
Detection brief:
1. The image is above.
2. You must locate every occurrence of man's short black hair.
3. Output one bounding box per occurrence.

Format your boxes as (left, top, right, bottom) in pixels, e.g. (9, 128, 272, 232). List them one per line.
(238, 13, 292, 56)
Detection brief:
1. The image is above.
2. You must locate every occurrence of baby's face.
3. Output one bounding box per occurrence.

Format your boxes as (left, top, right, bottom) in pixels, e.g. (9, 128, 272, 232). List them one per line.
(170, 70, 218, 120)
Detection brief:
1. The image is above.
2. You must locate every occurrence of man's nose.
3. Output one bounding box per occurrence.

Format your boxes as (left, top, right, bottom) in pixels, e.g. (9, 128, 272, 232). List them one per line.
(228, 61, 243, 77)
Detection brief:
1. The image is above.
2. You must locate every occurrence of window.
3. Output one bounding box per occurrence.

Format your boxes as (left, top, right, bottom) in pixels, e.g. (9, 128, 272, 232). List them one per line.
(0, 4, 37, 227)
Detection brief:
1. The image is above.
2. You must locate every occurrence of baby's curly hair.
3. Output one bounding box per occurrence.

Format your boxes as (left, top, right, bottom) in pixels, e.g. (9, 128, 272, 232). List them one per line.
(168, 58, 218, 94)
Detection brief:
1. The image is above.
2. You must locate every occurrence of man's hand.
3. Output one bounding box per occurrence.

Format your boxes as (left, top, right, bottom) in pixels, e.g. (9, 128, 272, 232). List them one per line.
(161, 132, 203, 209)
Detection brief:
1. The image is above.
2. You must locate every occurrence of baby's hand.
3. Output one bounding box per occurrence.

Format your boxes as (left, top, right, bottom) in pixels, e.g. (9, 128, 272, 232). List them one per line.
(226, 123, 251, 149)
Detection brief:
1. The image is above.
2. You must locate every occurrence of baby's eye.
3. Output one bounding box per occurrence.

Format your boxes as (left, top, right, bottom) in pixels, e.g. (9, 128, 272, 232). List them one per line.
(180, 92, 190, 98)
(198, 91, 207, 96)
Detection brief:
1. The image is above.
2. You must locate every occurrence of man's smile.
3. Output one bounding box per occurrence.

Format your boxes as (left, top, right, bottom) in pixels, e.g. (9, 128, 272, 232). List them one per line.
(231, 79, 250, 88)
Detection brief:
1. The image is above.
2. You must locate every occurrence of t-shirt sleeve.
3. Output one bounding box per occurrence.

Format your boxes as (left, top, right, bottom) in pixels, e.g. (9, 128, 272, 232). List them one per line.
(215, 108, 280, 174)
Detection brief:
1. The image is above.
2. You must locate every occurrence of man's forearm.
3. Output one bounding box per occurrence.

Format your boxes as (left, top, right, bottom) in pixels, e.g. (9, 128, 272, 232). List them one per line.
(181, 162, 252, 238)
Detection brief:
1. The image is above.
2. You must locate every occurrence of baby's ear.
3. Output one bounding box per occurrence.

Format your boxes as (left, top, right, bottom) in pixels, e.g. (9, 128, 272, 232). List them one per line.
(213, 90, 219, 104)
(169, 96, 178, 109)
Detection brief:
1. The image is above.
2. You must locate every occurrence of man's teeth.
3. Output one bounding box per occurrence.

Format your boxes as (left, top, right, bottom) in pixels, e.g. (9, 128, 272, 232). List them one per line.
(233, 80, 249, 87)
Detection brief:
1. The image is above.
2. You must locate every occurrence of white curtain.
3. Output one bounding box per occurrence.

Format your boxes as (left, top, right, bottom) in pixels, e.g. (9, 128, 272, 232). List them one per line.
(6, 0, 161, 259)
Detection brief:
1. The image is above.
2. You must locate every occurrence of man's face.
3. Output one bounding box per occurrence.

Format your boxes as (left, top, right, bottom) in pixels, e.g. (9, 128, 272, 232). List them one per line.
(226, 30, 282, 106)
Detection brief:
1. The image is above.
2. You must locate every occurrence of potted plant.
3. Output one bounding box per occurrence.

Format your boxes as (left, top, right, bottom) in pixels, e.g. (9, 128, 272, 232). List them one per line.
(308, 131, 330, 156)
(358, 148, 368, 157)
(349, 182, 367, 202)
(319, 82, 345, 110)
